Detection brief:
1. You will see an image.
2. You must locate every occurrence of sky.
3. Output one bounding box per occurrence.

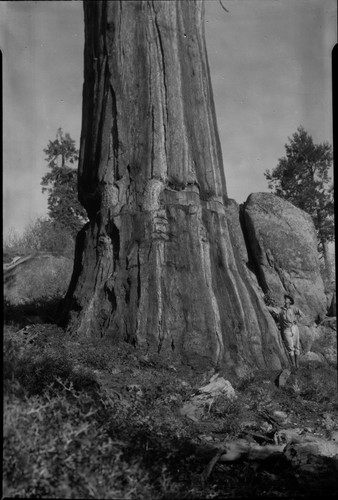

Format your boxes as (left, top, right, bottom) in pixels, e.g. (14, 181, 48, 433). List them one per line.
(1, 0, 336, 236)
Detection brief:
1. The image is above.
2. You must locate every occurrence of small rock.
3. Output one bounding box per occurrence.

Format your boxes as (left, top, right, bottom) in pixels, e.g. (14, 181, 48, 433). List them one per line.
(179, 375, 236, 422)
(272, 410, 288, 423)
(301, 351, 325, 363)
(260, 422, 273, 433)
(197, 375, 237, 399)
(276, 369, 291, 387)
(276, 428, 303, 444)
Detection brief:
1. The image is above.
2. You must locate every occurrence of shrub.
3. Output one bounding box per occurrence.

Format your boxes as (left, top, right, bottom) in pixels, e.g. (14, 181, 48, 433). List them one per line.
(18, 256, 72, 303)
(4, 253, 73, 326)
(3, 385, 156, 499)
(205, 394, 243, 436)
(298, 363, 337, 406)
(3, 217, 75, 259)
(3, 328, 158, 498)
(4, 338, 71, 396)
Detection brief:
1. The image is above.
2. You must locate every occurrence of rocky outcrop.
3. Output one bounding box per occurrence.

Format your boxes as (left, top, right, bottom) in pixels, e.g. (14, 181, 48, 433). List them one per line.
(311, 322, 337, 367)
(241, 193, 327, 322)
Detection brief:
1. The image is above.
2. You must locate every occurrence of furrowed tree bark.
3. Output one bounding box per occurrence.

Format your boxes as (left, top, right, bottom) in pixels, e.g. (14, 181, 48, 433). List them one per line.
(61, 0, 287, 374)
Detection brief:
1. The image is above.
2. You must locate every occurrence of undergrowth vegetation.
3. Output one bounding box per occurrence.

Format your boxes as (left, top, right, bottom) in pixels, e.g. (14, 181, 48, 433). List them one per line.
(4, 217, 75, 260)
(3, 327, 202, 499)
(3, 323, 338, 498)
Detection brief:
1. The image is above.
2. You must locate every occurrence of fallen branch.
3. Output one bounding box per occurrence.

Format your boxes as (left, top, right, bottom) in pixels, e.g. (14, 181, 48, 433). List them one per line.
(3, 254, 35, 272)
(202, 448, 225, 485)
(241, 430, 275, 444)
(258, 409, 282, 428)
(202, 430, 338, 483)
(202, 439, 285, 482)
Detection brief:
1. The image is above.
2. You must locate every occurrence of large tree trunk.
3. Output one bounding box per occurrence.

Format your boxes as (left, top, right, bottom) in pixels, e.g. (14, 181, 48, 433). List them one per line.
(60, 0, 287, 375)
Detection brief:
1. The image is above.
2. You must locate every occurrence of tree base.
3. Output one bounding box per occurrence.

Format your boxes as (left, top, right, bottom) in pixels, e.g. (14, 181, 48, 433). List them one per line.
(60, 192, 287, 375)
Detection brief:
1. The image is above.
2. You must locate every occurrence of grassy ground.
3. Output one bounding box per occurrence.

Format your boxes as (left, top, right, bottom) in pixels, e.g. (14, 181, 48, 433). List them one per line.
(3, 320, 338, 499)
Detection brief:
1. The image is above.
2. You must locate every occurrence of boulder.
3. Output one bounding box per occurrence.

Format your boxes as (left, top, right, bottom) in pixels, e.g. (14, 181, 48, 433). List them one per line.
(311, 324, 337, 367)
(241, 193, 327, 322)
(226, 199, 265, 298)
(299, 324, 316, 353)
(320, 341, 337, 367)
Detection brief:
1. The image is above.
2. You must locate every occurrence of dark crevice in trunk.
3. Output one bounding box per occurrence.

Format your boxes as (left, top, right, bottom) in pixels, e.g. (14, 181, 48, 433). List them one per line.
(107, 221, 120, 262)
(93, 54, 108, 169)
(153, 3, 168, 161)
(125, 276, 131, 305)
(157, 337, 163, 354)
(57, 224, 88, 327)
(137, 245, 141, 308)
(110, 84, 120, 179)
(171, 338, 175, 352)
(239, 202, 268, 295)
(104, 281, 117, 314)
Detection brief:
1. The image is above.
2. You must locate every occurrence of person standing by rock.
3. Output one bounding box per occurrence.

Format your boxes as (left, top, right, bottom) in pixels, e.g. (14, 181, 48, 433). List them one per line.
(268, 294, 308, 370)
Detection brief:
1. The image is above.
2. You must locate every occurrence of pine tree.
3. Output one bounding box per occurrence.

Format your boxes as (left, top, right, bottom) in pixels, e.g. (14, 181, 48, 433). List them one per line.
(265, 126, 334, 279)
(41, 128, 88, 236)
